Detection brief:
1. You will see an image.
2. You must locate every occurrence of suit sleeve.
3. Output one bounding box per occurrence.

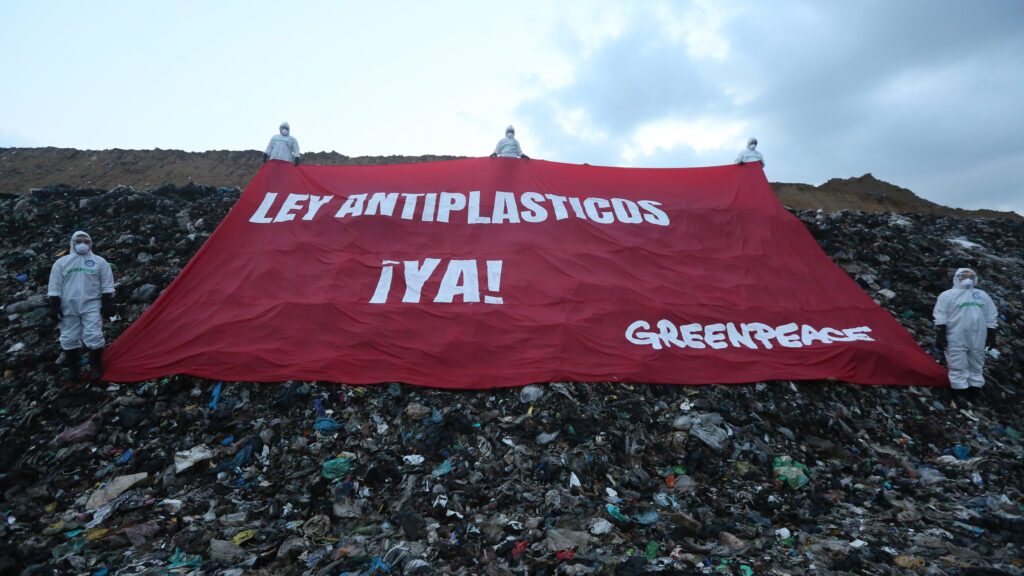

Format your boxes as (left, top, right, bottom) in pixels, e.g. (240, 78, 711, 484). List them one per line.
(100, 260, 115, 294)
(47, 260, 64, 297)
(985, 293, 998, 329)
(932, 292, 949, 326)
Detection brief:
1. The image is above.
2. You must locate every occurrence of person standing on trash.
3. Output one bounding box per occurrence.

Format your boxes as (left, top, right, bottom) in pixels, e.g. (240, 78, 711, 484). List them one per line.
(933, 267, 998, 392)
(48, 231, 115, 381)
(490, 125, 529, 159)
(735, 137, 764, 167)
(264, 121, 301, 166)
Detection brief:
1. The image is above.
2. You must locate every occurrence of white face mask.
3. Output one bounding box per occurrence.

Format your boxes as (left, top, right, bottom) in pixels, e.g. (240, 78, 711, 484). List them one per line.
(507, 132, 514, 139)
(960, 278, 974, 289)
(281, 127, 289, 136)
(74, 242, 90, 255)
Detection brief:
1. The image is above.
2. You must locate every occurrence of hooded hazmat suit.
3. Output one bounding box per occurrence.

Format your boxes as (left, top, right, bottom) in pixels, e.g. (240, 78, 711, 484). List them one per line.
(48, 231, 115, 351)
(933, 268, 998, 389)
(265, 122, 301, 163)
(492, 125, 526, 158)
(735, 138, 765, 167)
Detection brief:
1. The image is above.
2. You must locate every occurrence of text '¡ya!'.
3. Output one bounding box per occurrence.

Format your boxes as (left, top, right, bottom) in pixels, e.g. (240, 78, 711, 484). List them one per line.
(249, 191, 670, 226)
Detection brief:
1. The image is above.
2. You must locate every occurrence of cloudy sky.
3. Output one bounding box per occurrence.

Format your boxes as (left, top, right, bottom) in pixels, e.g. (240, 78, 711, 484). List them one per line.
(2, 1, 1022, 215)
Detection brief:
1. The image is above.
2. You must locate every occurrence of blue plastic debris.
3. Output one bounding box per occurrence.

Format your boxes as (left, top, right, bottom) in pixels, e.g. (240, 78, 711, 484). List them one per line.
(209, 382, 222, 410)
(952, 445, 970, 460)
(314, 417, 343, 433)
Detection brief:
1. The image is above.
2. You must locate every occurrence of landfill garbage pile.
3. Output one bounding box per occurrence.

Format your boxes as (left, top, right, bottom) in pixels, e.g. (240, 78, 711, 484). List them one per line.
(1, 184, 1023, 576)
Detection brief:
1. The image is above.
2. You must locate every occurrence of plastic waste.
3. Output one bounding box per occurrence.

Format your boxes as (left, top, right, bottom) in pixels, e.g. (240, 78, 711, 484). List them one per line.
(313, 417, 344, 433)
(57, 414, 103, 444)
(772, 456, 810, 489)
(174, 445, 213, 473)
(322, 457, 352, 479)
(86, 473, 148, 510)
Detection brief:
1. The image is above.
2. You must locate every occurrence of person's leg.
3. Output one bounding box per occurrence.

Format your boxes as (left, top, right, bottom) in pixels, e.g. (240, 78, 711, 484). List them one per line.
(59, 315, 84, 381)
(944, 346, 970, 390)
(63, 348, 82, 381)
(82, 309, 106, 380)
(966, 345, 986, 389)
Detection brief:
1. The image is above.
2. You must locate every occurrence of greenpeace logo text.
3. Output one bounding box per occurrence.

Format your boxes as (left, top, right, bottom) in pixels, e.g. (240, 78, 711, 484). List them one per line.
(626, 319, 874, 350)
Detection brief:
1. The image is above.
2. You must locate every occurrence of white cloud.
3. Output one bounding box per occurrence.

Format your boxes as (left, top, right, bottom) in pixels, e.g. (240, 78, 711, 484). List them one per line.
(621, 117, 748, 163)
(554, 106, 608, 142)
(653, 0, 735, 60)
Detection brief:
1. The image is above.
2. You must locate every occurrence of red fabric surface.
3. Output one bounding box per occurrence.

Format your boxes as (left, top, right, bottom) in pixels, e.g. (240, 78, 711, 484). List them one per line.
(103, 158, 947, 387)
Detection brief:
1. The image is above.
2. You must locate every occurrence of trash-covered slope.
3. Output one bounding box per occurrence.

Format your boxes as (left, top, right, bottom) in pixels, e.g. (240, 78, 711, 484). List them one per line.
(1, 184, 1022, 575)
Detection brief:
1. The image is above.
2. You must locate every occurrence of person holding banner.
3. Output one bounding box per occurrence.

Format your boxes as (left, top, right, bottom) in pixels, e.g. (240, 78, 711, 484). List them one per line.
(49, 231, 116, 381)
(490, 125, 529, 159)
(264, 122, 301, 166)
(735, 137, 764, 167)
(933, 267, 998, 393)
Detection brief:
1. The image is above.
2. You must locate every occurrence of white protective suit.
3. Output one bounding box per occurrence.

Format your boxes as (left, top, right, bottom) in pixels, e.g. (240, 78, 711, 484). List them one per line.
(48, 231, 115, 350)
(735, 138, 765, 167)
(265, 122, 301, 162)
(493, 125, 524, 158)
(933, 268, 998, 389)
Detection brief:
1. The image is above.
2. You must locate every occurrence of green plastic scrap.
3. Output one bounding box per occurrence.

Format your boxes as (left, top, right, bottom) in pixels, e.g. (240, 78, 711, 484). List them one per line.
(740, 565, 754, 576)
(606, 504, 631, 523)
(734, 460, 756, 477)
(167, 548, 203, 568)
(644, 541, 658, 560)
(322, 457, 351, 480)
(431, 460, 453, 476)
(51, 536, 86, 559)
(772, 456, 811, 489)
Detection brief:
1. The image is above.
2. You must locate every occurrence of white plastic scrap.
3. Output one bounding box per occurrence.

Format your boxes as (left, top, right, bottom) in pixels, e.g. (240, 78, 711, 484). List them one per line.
(948, 237, 983, 250)
(174, 445, 213, 473)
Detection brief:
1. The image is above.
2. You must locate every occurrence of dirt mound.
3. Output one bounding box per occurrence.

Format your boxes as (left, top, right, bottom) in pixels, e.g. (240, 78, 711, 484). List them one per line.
(0, 147, 460, 195)
(774, 174, 1020, 219)
(2, 147, 1019, 219)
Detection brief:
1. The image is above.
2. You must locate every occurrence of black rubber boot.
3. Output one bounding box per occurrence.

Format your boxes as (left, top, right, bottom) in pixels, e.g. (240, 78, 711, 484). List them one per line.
(64, 348, 82, 382)
(88, 348, 104, 381)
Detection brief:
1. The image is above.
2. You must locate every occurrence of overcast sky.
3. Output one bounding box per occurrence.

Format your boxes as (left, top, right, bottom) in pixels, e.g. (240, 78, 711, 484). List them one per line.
(2, 1, 1022, 215)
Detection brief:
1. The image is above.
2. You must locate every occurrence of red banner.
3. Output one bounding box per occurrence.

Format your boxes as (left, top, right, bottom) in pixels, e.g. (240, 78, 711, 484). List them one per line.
(104, 158, 947, 387)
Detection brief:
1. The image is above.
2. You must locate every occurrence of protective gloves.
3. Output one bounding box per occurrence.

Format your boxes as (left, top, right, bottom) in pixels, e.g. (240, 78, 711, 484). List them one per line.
(520, 154, 530, 160)
(986, 330, 996, 348)
(490, 153, 497, 157)
(101, 293, 115, 318)
(935, 329, 947, 351)
(49, 296, 63, 321)
(263, 153, 269, 163)
(294, 157, 301, 166)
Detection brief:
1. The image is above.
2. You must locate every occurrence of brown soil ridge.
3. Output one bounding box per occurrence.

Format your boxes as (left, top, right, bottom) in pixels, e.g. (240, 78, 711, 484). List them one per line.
(2, 146, 1019, 219)
(774, 174, 1019, 219)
